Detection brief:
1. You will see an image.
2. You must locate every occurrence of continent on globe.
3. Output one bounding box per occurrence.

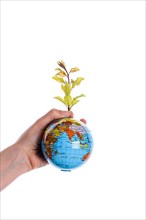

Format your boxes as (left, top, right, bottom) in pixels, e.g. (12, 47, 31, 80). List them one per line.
(41, 118, 93, 171)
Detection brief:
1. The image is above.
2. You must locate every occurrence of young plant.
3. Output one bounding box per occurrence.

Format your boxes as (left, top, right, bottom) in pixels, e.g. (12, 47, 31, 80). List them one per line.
(52, 61, 85, 111)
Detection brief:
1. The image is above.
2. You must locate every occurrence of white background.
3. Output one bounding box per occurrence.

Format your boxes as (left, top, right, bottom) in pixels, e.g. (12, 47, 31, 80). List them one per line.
(1, 1, 145, 219)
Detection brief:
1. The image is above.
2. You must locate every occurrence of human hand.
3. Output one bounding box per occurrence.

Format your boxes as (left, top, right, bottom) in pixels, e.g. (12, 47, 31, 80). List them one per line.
(16, 109, 74, 171)
(0, 108, 86, 191)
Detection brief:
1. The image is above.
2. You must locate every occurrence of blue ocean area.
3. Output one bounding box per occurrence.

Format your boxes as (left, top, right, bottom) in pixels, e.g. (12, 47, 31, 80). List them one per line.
(51, 132, 92, 169)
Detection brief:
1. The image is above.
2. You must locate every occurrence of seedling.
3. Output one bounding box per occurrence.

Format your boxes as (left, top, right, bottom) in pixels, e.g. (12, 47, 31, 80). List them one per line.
(52, 61, 85, 111)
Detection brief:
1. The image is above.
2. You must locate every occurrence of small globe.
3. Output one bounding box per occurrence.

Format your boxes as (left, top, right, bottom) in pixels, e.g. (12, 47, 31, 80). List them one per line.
(41, 118, 93, 171)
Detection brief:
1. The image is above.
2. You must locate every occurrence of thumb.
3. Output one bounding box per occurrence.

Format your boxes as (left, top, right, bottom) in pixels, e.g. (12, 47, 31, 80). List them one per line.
(35, 109, 74, 130)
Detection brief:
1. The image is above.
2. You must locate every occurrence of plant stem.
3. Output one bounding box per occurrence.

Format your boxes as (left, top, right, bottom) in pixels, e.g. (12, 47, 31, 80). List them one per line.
(64, 67, 70, 84)
(64, 67, 71, 111)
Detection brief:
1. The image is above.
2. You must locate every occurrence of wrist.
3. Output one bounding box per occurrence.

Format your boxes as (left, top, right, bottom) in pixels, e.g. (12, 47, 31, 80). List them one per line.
(13, 142, 33, 173)
(0, 143, 32, 191)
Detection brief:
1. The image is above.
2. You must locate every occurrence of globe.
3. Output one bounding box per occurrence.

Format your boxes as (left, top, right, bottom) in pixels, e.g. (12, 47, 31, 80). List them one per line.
(41, 118, 93, 171)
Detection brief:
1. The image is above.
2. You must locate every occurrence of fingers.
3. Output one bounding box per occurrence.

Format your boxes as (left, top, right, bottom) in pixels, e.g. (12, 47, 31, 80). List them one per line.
(43, 108, 74, 122)
(36, 109, 74, 130)
(34, 109, 87, 134)
(80, 118, 87, 124)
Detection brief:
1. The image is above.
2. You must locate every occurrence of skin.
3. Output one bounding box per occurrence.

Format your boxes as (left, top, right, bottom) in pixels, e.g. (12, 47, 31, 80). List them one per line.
(0, 109, 86, 191)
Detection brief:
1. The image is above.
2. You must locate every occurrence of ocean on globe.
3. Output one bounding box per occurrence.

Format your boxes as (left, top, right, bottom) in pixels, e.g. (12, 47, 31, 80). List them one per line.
(41, 118, 93, 171)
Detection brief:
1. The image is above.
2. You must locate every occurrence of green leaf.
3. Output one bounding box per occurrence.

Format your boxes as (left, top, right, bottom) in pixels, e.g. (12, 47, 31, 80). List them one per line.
(71, 99, 80, 107)
(52, 76, 65, 83)
(70, 94, 85, 109)
(69, 67, 80, 73)
(54, 96, 66, 106)
(61, 85, 66, 94)
(73, 94, 85, 100)
(65, 83, 71, 94)
(72, 77, 84, 88)
(75, 77, 84, 85)
(55, 68, 62, 71)
(64, 95, 72, 107)
(61, 83, 72, 95)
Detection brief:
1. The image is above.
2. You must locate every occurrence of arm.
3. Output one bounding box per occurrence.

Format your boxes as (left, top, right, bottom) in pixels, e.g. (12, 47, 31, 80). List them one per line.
(0, 143, 30, 191)
(0, 109, 73, 191)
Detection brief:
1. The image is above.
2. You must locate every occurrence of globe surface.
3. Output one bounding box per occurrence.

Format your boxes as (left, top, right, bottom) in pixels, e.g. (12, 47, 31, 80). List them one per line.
(41, 118, 93, 171)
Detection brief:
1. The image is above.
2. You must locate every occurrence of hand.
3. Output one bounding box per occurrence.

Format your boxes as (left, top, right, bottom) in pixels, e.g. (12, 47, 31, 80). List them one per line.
(0, 108, 86, 191)
(16, 109, 74, 170)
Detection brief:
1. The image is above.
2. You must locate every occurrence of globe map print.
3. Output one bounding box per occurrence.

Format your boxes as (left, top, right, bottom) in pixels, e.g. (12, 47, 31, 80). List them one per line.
(41, 118, 93, 171)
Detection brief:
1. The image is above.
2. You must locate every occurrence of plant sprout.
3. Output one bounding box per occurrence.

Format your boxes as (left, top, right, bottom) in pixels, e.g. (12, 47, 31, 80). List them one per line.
(52, 60, 85, 111)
